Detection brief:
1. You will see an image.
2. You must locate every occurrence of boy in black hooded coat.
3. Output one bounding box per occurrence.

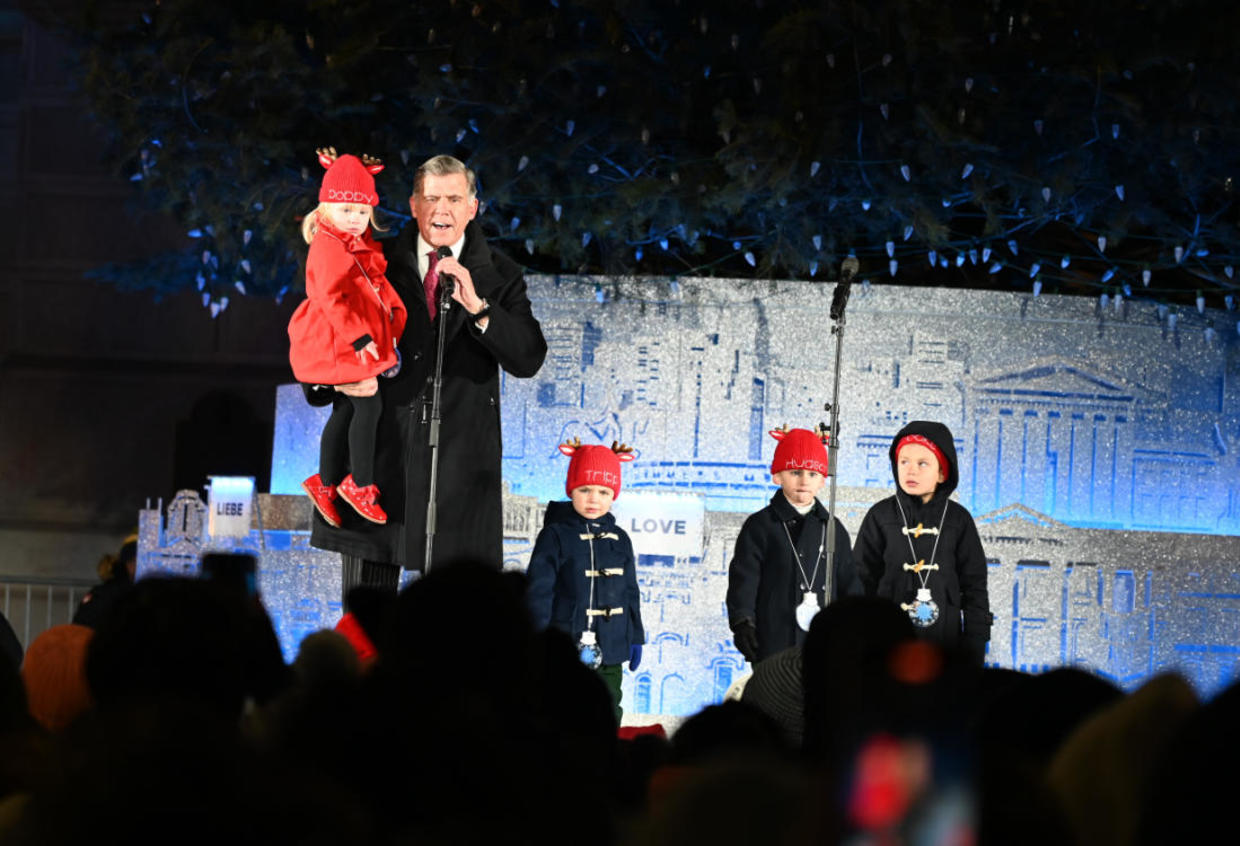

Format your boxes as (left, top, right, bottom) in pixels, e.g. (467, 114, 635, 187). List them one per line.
(854, 420, 991, 664)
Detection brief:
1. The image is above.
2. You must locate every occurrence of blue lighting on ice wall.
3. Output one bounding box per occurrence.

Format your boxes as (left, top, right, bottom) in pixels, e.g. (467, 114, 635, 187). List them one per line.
(261, 276, 1240, 713)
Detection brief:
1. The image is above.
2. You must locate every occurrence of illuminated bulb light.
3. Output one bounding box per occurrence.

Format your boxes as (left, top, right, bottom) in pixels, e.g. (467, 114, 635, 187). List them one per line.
(581, 232, 592, 247)
(1008, 240, 1019, 255)
(635, 247, 643, 261)
(525, 239, 534, 254)
(1033, 279, 1042, 296)
(886, 240, 895, 257)
(982, 247, 991, 262)
(1115, 185, 1126, 201)
(989, 262, 1002, 274)
(810, 261, 819, 276)
(883, 104, 891, 120)
(1197, 292, 1205, 313)
(900, 163, 909, 180)
(1042, 186, 1051, 202)
(968, 249, 978, 265)
(956, 254, 965, 267)
(1101, 268, 1115, 283)
(941, 198, 952, 208)
(961, 163, 974, 179)
(744, 251, 756, 267)
(810, 161, 821, 177)
(510, 217, 520, 231)
(1169, 312, 1178, 330)
(1098, 235, 1107, 253)
(889, 259, 898, 276)
(1226, 266, 1235, 279)
(660, 239, 669, 250)
(553, 204, 562, 221)
(928, 251, 937, 266)
(1175, 245, 1185, 263)
(1112, 123, 1120, 139)
(903, 225, 914, 241)
(965, 77, 974, 92)
(1142, 268, 1151, 286)
(518, 156, 529, 171)
(813, 234, 822, 250)
(1100, 293, 1109, 310)
(862, 200, 872, 211)
(1205, 326, 1216, 343)
(1029, 263, 1041, 278)
(1061, 256, 1070, 268)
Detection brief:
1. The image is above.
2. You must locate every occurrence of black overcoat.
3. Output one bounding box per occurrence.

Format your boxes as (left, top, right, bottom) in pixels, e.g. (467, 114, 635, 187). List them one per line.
(307, 219, 547, 571)
(726, 493, 862, 662)
(853, 420, 992, 658)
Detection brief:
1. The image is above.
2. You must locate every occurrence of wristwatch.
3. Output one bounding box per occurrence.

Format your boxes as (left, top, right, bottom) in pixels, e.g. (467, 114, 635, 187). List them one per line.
(472, 298, 491, 323)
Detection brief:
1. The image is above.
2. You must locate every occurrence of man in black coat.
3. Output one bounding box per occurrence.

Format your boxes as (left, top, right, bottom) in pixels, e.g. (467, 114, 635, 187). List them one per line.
(306, 155, 547, 587)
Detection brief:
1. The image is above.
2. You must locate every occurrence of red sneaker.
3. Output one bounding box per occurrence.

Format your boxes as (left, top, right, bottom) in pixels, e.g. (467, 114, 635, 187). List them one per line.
(302, 473, 343, 528)
(338, 474, 387, 524)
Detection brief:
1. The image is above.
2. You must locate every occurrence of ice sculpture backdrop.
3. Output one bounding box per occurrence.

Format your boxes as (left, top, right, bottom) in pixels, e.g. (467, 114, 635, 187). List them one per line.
(225, 275, 1240, 713)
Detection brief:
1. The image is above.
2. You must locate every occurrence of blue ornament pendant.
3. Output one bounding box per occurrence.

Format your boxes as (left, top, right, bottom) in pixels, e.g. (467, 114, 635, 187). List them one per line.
(578, 630, 603, 669)
(907, 588, 940, 628)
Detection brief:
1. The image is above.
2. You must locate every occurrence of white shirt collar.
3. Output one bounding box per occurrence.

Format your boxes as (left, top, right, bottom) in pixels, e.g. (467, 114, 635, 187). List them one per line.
(416, 231, 468, 280)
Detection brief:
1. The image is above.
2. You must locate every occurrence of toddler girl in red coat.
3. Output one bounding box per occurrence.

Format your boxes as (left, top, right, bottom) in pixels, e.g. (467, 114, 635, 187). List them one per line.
(289, 148, 407, 526)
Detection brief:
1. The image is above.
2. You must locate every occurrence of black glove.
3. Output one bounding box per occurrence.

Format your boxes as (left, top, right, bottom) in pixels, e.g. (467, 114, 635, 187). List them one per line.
(731, 621, 759, 665)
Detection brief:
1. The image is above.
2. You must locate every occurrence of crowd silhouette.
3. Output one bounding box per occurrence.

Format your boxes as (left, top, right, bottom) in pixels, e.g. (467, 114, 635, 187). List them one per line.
(0, 559, 1234, 844)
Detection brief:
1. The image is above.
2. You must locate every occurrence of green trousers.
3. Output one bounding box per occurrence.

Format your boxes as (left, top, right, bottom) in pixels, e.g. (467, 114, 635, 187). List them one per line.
(598, 663, 623, 723)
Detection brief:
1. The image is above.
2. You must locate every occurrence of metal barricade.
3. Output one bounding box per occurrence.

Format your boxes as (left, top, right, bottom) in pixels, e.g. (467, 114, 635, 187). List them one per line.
(0, 575, 99, 651)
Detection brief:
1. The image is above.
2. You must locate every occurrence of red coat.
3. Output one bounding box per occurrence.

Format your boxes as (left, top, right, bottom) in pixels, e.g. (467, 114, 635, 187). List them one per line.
(288, 221, 408, 385)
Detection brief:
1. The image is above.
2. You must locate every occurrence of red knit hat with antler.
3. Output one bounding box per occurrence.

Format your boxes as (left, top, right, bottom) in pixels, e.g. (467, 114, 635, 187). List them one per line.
(770, 426, 830, 476)
(560, 439, 636, 498)
(317, 148, 384, 206)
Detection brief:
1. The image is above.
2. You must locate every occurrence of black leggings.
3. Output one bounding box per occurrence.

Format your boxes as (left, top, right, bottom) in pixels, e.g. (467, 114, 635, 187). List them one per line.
(319, 392, 383, 487)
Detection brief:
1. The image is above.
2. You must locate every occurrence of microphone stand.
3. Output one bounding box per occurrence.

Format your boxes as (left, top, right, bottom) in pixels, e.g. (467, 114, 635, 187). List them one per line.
(423, 260, 456, 574)
(822, 259, 857, 604)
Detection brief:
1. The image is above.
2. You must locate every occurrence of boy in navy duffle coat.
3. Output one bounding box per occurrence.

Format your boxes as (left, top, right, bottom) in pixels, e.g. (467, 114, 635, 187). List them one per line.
(525, 439, 645, 721)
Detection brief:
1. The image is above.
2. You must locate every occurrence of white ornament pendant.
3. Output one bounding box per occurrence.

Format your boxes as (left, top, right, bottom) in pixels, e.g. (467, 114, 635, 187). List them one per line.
(795, 591, 820, 631)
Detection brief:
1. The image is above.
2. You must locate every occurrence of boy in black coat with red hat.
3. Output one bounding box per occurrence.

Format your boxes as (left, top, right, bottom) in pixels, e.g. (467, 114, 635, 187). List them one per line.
(727, 426, 862, 666)
(854, 420, 992, 664)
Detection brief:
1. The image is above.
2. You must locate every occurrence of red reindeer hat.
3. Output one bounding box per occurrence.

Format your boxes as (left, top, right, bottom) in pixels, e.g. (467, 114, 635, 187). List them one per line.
(560, 438, 636, 498)
(317, 147, 384, 206)
(769, 425, 830, 476)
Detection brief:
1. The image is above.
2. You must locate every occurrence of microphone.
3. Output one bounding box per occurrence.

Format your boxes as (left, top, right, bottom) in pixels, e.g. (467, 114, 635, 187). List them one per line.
(435, 245, 456, 305)
(830, 256, 859, 321)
